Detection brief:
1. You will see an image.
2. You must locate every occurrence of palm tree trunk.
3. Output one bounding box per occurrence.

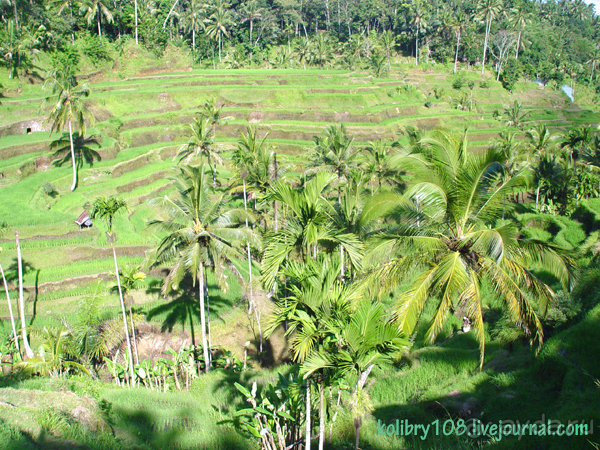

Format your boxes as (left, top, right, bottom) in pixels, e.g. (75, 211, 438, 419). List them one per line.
(113, 244, 135, 385)
(205, 283, 212, 367)
(0, 263, 19, 352)
(340, 245, 344, 279)
(415, 25, 419, 65)
(515, 26, 521, 59)
(129, 306, 139, 364)
(250, 19, 253, 44)
(13, 1, 19, 31)
(481, 18, 490, 75)
(15, 232, 33, 358)
(97, 9, 102, 37)
(218, 33, 222, 62)
(68, 120, 77, 191)
(192, 28, 195, 50)
(318, 382, 325, 450)
(454, 32, 460, 73)
(536, 184, 540, 209)
(305, 379, 311, 450)
(198, 264, 210, 373)
(134, 0, 138, 44)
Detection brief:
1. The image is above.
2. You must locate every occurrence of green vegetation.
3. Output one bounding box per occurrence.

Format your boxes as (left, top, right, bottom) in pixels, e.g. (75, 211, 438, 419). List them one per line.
(2, 3, 600, 447)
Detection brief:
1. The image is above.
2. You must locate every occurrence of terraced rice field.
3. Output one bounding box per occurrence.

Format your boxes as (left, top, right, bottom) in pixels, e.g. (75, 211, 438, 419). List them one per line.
(0, 65, 595, 329)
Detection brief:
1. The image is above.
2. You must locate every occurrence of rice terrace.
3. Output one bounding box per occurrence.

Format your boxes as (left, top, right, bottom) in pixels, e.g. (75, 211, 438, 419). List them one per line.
(1, 1, 600, 449)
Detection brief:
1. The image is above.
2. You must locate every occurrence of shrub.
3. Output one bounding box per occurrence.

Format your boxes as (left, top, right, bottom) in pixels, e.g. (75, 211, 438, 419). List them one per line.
(78, 34, 109, 64)
(480, 80, 490, 89)
(572, 267, 600, 313)
(42, 182, 58, 198)
(543, 290, 581, 329)
(424, 100, 432, 108)
(452, 78, 464, 90)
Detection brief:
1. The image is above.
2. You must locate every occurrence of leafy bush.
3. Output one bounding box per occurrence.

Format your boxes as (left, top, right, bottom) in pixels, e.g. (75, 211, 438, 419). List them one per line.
(452, 78, 464, 90)
(78, 34, 109, 64)
(42, 182, 58, 198)
(480, 80, 490, 89)
(51, 46, 80, 71)
(424, 100, 432, 108)
(572, 267, 600, 313)
(543, 290, 581, 329)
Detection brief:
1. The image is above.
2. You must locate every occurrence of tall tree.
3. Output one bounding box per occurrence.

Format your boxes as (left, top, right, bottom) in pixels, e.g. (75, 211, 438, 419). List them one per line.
(14, 231, 33, 358)
(78, 0, 114, 37)
(508, 5, 532, 59)
(0, 223, 18, 354)
(177, 116, 221, 186)
(182, 0, 204, 51)
(476, 0, 503, 75)
(363, 130, 575, 368)
(90, 197, 135, 384)
(148, 164, 256, 373)
(42, 68, 94, 192)
(205, 0, 233, 62)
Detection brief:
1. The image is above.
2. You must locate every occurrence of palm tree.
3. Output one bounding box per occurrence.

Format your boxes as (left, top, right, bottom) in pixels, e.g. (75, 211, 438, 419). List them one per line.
(201, 98, 233, 138)
(266, 257, 359, 450)
(78, 0, 114, 37)
(379, 30, 395, 68)
(295, 37, 311, 70)
(90, 196, 135, 384)
(14, 231, 34, 359)
(447, 11, 467, 73)
(112, 266, 146, 365)
(526, 124, 561, 209)
(410, 2, 428, 65)
(587, 47, 600, 85)
(302, 299, 409, 450)
(240, 0, 261, 45)
(181, 0, 204, 51)
(310, 33, 332, 68)
(504, 100, 530, 129)
(0, 223, 19, 354)
(363, 140, 401, 191)
(508, 6, 532, 59)
(476, 0, 503, 75)
(261, 172, 363, 292)
(42, 68, 94, 192)
(307, 124, 360, 201)
(148, 164, 256, 373)
(205, 0, 233, 62)
(177, 116, 222, 186)
(363, 130, 575, 368)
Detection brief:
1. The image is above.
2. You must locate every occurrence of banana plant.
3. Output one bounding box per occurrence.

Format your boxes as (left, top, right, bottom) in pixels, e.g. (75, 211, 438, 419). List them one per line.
(235, 370, 304, 450)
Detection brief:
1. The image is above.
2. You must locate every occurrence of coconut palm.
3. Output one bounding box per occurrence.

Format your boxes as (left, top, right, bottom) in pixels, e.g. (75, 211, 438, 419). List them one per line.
(14, 231, 33, 358)
(177, 116, 221, 186)
(587, 47, 600, 85)
(363, 130, 576, 368)
(240, 0, 262, 45)
(526, 124, 561, 208)
(0, 223, 18, 354)
(90, 196, 135, 384)
(508, 6, 532, 59)
(205, 0, 233, 62)
(476, 0, 503, 75)
(310, 33, 332, 68)
(379, 30, 395, 68)
(181, 0, 205, 51)
(111, 266, 146, 365)
(78, 0, 114, 37)
(446, 11, 468, 73)
(363, 140, 402, 192)
(410, 2, 428, 65)
(504, 100, 530, 129)
(42, 68, 94, 192)
(148, 164, 256, 373)
(201, 98, 233, 138)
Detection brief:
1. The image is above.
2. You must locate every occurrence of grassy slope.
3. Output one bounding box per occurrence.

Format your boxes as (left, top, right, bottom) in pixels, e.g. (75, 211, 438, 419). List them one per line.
(1, 44, 600, 450)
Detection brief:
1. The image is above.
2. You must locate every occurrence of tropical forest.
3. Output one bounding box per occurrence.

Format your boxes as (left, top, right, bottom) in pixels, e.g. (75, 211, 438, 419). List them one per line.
(1, 0, 600, 448)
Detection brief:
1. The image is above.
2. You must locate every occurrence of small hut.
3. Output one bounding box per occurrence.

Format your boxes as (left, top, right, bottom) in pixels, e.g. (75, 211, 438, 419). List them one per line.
(75, 211, 92, 229)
